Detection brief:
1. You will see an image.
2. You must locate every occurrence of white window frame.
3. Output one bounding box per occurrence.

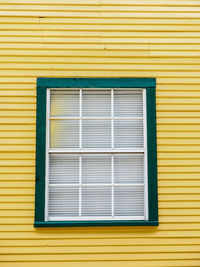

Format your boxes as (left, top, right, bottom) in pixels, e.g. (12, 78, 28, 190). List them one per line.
(44, 88, 148, 222)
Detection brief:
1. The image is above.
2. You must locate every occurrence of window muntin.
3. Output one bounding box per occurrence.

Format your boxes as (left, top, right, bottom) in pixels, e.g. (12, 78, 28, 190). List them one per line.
(45, 88, 148, 222)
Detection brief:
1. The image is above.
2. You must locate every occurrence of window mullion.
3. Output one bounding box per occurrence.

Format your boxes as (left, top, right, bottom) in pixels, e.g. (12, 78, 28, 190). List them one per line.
(49, 183, 144, 187)
(111, 89, 114, 217)
(79, 89, 82, 217)
(79, 155, 82, 217)
(49, 148, 145, 153)
(49, 116, 144, 120)
(111, 88, 114, 149)
(111, 154, 114, 217)
(79, 88, 82, 149)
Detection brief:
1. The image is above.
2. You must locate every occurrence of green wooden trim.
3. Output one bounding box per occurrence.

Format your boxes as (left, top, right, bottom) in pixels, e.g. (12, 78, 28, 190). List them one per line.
(34, 220, 158, 227)
(35, 78, 158, 227)
(146, 87, 158, 222)
(37, 77, 156, 89)
(35, 85, 47, 222)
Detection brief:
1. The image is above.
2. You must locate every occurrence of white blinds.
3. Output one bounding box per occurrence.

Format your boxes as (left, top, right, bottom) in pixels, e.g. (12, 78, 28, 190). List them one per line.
(82, 155, 111, 184)
(50, 90, 79, 117)
(49, 154, 79, 184)
(82, 90, 111, 117)
(114, 120, 143, 148)
(46, 88, 147, 221)
(114, 90, 143, 117)
(50, 120, 79, 148)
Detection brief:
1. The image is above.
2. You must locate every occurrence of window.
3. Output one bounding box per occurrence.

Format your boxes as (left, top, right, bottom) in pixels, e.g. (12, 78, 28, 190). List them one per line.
(35, 78, 158, 227)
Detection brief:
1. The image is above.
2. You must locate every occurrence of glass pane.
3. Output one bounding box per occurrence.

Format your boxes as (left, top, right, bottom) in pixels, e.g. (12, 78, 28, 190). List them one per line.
(50, 120, 79, 148)
(49, 154, 79, 184)
(114, 186, 144, 216)
(49, 187, 79, 217)
(82, 120, 111, 148)
(114, 154, 144, 184)
(50, 90, 79, 117)
(82, 186, 112, 216)
(82, 90, 111, 117)
(114, 90, 143, 117)
(82, 155, 111, 184)
(114, 120, 143, 148)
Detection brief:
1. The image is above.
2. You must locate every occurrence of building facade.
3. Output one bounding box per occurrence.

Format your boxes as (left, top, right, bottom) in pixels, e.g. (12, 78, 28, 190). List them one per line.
(0, 0, 200, 266)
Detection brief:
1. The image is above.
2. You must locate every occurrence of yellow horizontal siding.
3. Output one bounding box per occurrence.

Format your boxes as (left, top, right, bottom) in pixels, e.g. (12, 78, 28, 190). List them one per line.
(0, 0, 200, 266)
(1, 262, 200, 267)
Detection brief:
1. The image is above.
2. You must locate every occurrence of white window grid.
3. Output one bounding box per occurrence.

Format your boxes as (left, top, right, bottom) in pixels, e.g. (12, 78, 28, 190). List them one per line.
(45, 88, 148, 221)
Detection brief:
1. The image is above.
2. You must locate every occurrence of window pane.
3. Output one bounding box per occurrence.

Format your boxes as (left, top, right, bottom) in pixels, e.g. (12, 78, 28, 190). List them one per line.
(49, 187, 79, 217)
(82, 186, 112, 216)
(82, 155, 111, 184)
(114, 90, 143, 117)
(114, 186, 144, 216)
(114, 154, 144, 184)
(50, 90, 79, 117)
(114, 120, 143, 148)
(82, 90, 111, 117)
(49, 154, 79, 184)
(50, 120, 79, 148)
(82, 120, 111, 148)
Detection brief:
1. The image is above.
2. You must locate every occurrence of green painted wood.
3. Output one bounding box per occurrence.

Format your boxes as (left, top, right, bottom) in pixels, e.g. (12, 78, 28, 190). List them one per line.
(34, 220, 159, 227)
(35, 77, 158, 227)
(35, 85, 46, 222)
(146, 87, 158, 222)
(37, 77, 156, 89)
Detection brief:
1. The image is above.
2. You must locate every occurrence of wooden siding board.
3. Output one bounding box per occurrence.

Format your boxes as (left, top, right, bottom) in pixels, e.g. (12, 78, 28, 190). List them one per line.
(0, 0, 200, 266)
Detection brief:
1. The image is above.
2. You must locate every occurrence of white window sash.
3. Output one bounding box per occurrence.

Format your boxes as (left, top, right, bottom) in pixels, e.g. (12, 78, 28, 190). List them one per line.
(45, 88, 148, 222)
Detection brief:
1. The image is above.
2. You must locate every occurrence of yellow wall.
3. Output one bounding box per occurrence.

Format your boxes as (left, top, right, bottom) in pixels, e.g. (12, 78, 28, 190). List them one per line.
(0, 0, 200, 266)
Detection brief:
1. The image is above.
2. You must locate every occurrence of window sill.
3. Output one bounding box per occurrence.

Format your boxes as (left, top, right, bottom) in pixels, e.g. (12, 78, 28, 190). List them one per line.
(34, 220, 159, 227)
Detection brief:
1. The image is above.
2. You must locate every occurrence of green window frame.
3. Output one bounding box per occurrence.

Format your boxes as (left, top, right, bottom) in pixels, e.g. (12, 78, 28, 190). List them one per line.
(34, 78, 158, 227)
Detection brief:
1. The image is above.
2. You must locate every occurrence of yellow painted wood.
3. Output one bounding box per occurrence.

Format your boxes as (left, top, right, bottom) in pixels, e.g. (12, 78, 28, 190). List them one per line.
(0, 145, 35, 152)
(1, 261, 200, 267)
(1, 236, 200, 246)
(4, 57, 200, 65)
(0, 132, 35, 138)
(2, 228, 200, 238)
(1, 0, 200, 6)
(3, 62, 200, 70)
(2, 262, 200, 267)
(2, 70, 200, 78)
(3, 24, 200, 32)
(4, 30, 200, 38)
(1, 244, 200, 254)
(0, 1, 200, 267)
(0, 174, 34, 180)
(0, 153, 35, 159)
(3, 4, 200, 12)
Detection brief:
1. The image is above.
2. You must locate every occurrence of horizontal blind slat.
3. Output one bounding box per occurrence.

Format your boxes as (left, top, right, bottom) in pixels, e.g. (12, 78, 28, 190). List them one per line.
(114, 90, 143, 117)
(50, 90, 79, 117)
(82, 90, 111, 117)
(82, 120, 111, 148)
(49, 154, 79, 184)
(114, 120, 144, 148)
(114, 186, 144, 216)
(114, 154, 144, 184)
(49, 187, 79, 217)
(82, 154, 111, 184)
(50, 120, 79, 148)
(82, 186, 112, 216)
